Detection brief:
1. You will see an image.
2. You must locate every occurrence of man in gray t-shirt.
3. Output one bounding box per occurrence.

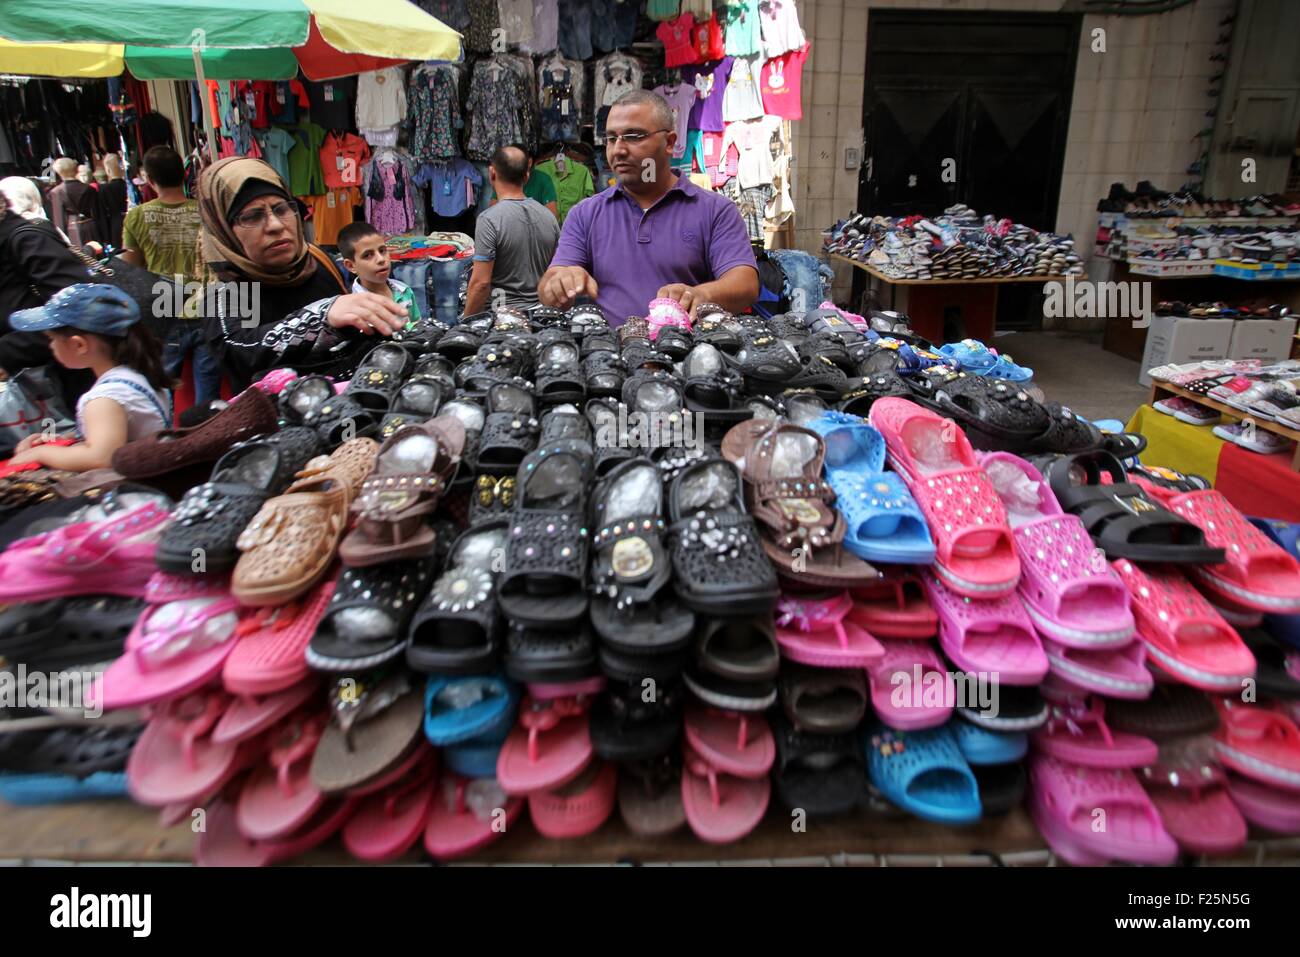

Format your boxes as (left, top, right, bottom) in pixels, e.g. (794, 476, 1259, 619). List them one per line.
(464, 146, 560, 314)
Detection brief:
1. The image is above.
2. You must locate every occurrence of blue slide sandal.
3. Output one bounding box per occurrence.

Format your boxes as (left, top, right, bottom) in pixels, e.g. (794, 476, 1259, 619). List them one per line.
(0, 771, 129, 805)
(423, 673, 519, 746)
(862, 722, 982, 824)
(950, 720, 1028, 766)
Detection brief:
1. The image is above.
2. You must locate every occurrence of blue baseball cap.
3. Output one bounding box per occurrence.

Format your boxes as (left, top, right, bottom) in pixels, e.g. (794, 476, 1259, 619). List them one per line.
(10, 283, 140, 337)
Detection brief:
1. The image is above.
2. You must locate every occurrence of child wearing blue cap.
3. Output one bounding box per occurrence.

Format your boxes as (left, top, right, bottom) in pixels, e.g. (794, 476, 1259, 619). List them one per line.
(9, 283, 171, 472)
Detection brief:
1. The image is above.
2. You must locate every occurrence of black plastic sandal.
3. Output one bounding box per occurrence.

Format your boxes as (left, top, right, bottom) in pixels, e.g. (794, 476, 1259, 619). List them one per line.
(682, 344, 751, 430)
(694, 616, 780, 684)
(581, 349, 627, 398)
(278, 374, 336, 426)
(733, 331, 802, 383)
(655, 325, 694, 361)
(435, 321, 486, 363)
(0, 724, 143, 776)
(665, 456, 779, 616)
(590, 677, 684, 762)
(1033, 450, 1225, 563)
(585, 398, 639, 478)
(502, 620, 597, 683)
(344, 342, 412, 411)
(157, 426, 322, 574)
(785, 353, 852, 400)
(580, 325, 619, 358)
(534, 331, 585, 405)
(799, 331, 857, 375)
(306, 556, 441, 672)
(497, 438, 595, 628)
(931, 373, 1050, 451)
(455, 344, 527, 396)
(588, 458, 695, 653)
(539, 404, 592, 446)
(0, 595, 143, 670)
(778, 662, 868, 734)
(528, 305, 568, 330)
(406, 521, 509, 675)
(437, 398, 487, 483)
(837, 371, 912, 417)
(1025, 400, 1104, 455)
(771, 713, 867, 816)
(476, 380, 540, 474)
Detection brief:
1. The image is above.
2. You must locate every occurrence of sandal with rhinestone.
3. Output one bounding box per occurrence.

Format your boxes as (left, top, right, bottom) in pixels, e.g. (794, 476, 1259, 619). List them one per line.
(344, 342, 412, 411)
(581, 349, 627, 399)
(305, 558, 442, 671)
(664, 456, 779, 616)
(584, 398, 639, 478)
(406, 521, 511, 675)
(932, 372, 1049, 452)
(497, 438, 596, 628)
(534, 330, 585, 406)
(157, 428, 322, 575)
(337, 416, 464, 568)
(720, 419, 879, 587)
(475, 380, 540, 474)
(587, 458, 696, 654)
(232, 438, 379, 607)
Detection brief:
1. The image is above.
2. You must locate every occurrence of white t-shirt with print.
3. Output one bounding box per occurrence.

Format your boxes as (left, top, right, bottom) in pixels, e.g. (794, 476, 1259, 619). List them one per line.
(76, 366, 170, 442)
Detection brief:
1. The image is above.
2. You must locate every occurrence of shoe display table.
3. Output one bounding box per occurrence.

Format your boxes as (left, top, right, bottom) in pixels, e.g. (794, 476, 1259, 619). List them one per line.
(1147, 379, 1300, 470)
(831, 255, 1071, 345)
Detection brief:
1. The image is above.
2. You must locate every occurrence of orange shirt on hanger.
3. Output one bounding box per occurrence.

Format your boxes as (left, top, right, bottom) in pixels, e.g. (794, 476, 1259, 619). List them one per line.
(310, 187, 361, 246)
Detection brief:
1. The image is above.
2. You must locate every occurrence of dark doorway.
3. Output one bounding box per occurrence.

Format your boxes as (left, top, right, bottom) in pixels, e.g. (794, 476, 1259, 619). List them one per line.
(858, 11, 1081, 329)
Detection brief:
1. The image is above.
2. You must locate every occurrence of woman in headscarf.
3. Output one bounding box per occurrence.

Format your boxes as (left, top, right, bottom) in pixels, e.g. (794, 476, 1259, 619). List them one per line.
(198, 157, 407, 391)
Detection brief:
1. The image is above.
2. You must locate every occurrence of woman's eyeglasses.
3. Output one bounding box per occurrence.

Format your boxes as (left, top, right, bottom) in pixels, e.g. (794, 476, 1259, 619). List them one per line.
(605, 129, 671, 146)
(233, 200, 296, 230)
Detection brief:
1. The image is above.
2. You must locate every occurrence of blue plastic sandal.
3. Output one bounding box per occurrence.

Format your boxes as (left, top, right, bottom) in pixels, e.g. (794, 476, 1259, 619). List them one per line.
(950, 720, 1028, 766)
(806, 411, 936, 564)
(985, 352, 1034, 382)
(423, 673, 519, 746)
(862, 722, 981, 824)
(0, 771, 129, 805)
(444, 724, 512, 778)
(938, 340, 997, 375)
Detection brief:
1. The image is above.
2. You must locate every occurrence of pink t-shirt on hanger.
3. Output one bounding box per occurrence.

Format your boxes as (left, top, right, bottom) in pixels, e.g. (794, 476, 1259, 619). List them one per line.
(761, 43, 809, 120)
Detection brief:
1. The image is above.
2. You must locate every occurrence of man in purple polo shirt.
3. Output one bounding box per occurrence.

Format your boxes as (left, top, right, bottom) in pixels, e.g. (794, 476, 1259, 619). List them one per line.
(537, 90, 759, 326)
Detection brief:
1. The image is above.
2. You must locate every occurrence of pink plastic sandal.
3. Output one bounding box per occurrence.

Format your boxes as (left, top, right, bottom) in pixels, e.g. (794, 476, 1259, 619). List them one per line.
(922, 570, 1047, 684)
(342, 752, 438, 862)
(423, 775, 523, 861)
(1225, 769, 1300, 833)
(868, 398, 1020, 596)
(1211, 699, 1300, 791)
(646, 297, 692, 340)
(212, 680, 321, 745)
(848, 571, 937, 639)
(1112, 560, 1255, 692)
(195, 795, 356, 867)
(93, 593, 243, 711)
(865, 639, 955, 730)
(681, 744, 770, 844)
(496, 695, 593, 796)
(236, 711, 327, 841)
(127, 692, 244, 807)
(1028, 753, 1178, 866)
(979, 452, 1135, 647)
(1041, 636, 1153, 700)
(1031, 696, 1158, 769)
(222, 576, 336, 696)
(0, 501, 169, 602)
(145, 570, 232, 603)
(529, 760, 618, 839)
(684, 705, 775, 777)
(774, 591, 885, 667)
(1141, 760, 1247, 856)
(252, 368, 299, 395)
(528, 675, 607, 701)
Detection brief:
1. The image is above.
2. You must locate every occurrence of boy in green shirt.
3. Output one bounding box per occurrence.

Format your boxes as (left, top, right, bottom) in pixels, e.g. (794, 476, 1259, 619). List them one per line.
(337, 222, 420, 328)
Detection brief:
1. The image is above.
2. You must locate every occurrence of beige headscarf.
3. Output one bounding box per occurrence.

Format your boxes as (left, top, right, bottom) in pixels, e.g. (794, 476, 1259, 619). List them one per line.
(197, 157, 316, 286)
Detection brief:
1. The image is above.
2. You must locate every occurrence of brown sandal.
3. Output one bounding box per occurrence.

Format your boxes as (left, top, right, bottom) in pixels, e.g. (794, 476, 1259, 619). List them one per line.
(337, 415, 466, 567)
(233, 438, 379, 607)
(720, 419, 878, 587)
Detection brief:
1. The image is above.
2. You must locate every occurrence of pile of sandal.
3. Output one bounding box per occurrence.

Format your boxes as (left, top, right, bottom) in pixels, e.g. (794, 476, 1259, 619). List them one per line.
(1150, 360, 1300, 455)
(2, 298, 1299, 866)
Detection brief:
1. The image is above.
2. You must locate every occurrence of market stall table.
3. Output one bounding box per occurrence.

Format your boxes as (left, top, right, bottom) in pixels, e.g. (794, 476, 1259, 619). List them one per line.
(832, 255, 1071, 345)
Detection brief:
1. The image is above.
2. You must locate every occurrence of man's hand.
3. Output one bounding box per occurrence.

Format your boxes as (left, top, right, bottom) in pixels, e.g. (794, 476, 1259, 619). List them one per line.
(655, 283, 702, 316)
(326, 292, 408, 336)
(539, 266, 598, 309)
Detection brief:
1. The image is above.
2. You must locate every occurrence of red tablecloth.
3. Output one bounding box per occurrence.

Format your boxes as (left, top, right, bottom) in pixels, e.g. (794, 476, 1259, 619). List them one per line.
(1214, 441, 1300, 522)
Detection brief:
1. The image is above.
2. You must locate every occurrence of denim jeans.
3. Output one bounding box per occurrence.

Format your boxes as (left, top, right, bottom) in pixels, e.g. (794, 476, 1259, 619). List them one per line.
(163, 322, 223, 407)
(390, 262, 433, 323)
(558, 0, 593, 60)
(769, 249, 834, 314)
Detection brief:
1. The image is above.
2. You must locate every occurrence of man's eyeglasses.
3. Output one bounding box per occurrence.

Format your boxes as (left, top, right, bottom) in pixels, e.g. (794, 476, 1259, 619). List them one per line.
(233, 200, 296, 230)
(605, 129, 672, 146)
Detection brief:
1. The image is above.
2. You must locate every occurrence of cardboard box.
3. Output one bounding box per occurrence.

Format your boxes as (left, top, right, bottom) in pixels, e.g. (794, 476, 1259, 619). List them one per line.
(1139, 315, 1234, 386)
(1229, 318, 1299, 362)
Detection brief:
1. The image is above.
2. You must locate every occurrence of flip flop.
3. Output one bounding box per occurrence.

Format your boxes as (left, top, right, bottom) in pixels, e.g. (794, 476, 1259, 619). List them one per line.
(422, 673, 519, 747)
(618, 754, 686, 837)
(1028, 753, 1178, 866)
(957, 684, 1050, 732)
(211, 680, 321, 745)
(862, 722, 981, 824)
(978, 452, 1135, 648)
(341, 752, 438, 862)
(126, 692, 245, 807)
(1211, 699, 1300, 791)
(589, 677, 684, 763)
(528, 759, 618, 838)
(235, 711, 327, 841)
(1225, 769, 1300, 833)
(681, 743, 770, 844)
(868, 397, 1021, 596)
(923, 570, 1048, 685)
(848, 571, 937, 639)
(1239, 629, 1300, 699)
(1112, 560, 1256, 692)
(865, 639, 955, 731)
(222, 576, 337, 696)
(195, 795, 356, 867)
(1031, 697, 1159, 769)
(683, 705, 775, 778)
(951, 721, 1028, 766)
(774, 590, 885, 668)
(309, 676, 425, 795)
(495, 695, 593, 796)
(1140, 759, 1247, 856)
(423, 775, 523, 860)
(1041, 637, 1154, 700)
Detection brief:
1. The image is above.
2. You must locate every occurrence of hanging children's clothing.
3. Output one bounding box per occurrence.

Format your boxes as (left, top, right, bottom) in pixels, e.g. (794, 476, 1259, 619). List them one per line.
(253, 127, 297, 189)
(760, 0, 806, 58)
(684, 57, 732, 132)
(520, 0, 560, 53)
(270, 79, 310, 124)
(538, 55, 583, 143)
(311, 187, 361, 246)
(723, 0, 762, 57)
(363, 148, 422, 234)
(557, 0, 594, 61)
(465, 57, 533, 161)
(593, 52, 644, 143)
(760, 43, 809, 120)
(721, 53, 766, 122)
(406, 64, 462, 163)
(356, 67, 408, 144)
(535, 152, 595, 225)
(653, 81, 698, 162)
(321, 131, 371, 189)
(721, 114, 781, 189)
(414, 158, 484, 218)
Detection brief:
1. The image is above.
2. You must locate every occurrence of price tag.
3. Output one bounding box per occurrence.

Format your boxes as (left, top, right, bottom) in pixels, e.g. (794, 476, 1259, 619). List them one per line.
(323, 84, 335, 102)
(327, 191, 336, 208)
(561, 100, 569, 116)
(276, 85, 286, 105)
(336, 154, 346, 170)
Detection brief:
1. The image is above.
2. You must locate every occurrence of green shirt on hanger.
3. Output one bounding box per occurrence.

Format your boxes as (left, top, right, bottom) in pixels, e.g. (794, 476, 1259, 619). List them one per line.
(284, 121, 326, 197)
(535, 158, 594, 225)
